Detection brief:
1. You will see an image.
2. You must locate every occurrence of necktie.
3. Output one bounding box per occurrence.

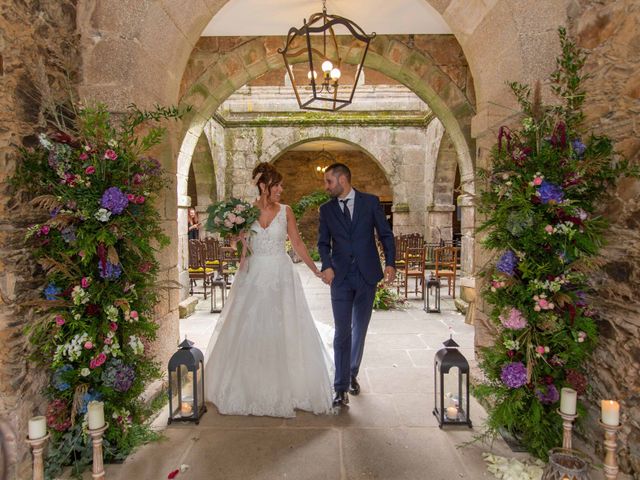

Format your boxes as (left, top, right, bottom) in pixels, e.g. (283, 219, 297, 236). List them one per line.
(340, 199, 352, 226)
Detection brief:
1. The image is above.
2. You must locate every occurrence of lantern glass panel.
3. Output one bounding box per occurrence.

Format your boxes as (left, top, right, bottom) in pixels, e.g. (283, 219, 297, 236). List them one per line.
(434, 363, 442, 418)
(180, 366, 194, 417)
(169, 368, 180, 418)
(197, 362, 205, 412)
(444, 367, 461, 420)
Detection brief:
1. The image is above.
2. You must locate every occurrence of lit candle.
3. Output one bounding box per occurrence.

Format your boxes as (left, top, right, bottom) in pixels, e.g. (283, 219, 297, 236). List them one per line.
(181, 396, 194, 416)
(601, 400, 620, 426)
(87, 401, 105, 430)
(446, 406, 458, 420)
(28, 416, 47, 439)
(560, 387, 577, 415)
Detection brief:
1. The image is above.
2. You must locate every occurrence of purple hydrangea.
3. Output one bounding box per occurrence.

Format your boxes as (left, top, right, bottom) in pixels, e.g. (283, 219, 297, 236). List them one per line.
(100, 187, 129, 214)
(535, 383, 560, 404)
(496, 250, 518, 276)
(537, 181, 564, 205)
(499, 308, 528, 330)
(572, 139, 586, 157)
(98, 260, 122, 280)
(102, 359, 135, 393)
(501, 362, 528, 389)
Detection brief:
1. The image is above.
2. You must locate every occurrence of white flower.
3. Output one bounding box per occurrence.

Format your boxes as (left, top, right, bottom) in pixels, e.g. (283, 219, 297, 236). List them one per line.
(38, 133, 53, 150)
(80, 368, 91, 377)
(107, 139, 118, 148)
(105, 305, 119, 322)
(128, 335, 144, 355)
(71, 286, 90, 305)
(95, 208, 112, 222)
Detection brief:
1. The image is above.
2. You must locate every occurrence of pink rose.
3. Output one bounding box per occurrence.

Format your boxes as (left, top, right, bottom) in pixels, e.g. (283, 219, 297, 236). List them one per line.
(227, 213, 237, 222)
(127, 193, 136, 202)
(81, 277, 90, 288)
(55, 315, 65, 326)
(85, 165, 95, 174)
(89, 359, 97, 369)
(130, 310, 139, 320)
(535, 345, 546, 355)
(234, 216, 245, 224)
(132, 173, 143, 185)
(40, 225, 50, 235)
(104, 337, 113, 345)
(135, 195, 145, 204)
(80, 153, 89, 161)
(235, 205, 246, 212)
(533, 177, 543, 186)
(94, 353, 107, 367)
(544, 225, 554, 234)
(84, 341, 93, 350)
(78, 250, 85, 258)
(104, 149, 118, 160)
(224, 220, 233, 228)
(109, 322, 118, 331)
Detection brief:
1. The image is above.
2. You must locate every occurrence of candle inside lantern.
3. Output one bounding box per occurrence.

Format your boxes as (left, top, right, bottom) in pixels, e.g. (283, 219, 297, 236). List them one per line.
(87, 401, 105, 430)
(446, 406, 458, 420)
(28, 416, 47, 440)
(560, 387, 577, 415)
(601, 400, 620, 426)
(181, 396, 193, 416)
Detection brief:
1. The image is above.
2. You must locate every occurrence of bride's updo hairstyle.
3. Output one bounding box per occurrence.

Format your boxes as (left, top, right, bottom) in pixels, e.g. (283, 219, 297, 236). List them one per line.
(252, 162, 283, 198)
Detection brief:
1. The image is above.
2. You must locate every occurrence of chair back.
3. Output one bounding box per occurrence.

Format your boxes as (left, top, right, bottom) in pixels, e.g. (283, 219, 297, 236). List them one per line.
(403, 246, 426, 275)
(188, 240, 206, 270)
(434, 246, 458, 276)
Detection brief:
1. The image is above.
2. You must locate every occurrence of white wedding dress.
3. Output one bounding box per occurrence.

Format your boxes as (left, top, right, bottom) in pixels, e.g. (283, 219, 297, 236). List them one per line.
(204, 204, 334, 417)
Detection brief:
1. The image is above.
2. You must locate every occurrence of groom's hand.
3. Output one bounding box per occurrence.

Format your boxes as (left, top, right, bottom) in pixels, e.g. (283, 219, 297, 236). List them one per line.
(321, 268, 335, 285)
(384, 266, 396, 285)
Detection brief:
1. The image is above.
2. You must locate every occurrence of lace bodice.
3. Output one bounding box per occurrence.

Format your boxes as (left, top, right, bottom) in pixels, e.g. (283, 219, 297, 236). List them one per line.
(249, 204, 288, 256)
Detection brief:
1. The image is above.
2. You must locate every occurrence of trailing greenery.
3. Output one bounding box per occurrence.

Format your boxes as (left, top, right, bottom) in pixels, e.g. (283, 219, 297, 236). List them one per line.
(13, 103, 185, 477)
(291, 190, 330, 220)
(474, 28, 637, 460)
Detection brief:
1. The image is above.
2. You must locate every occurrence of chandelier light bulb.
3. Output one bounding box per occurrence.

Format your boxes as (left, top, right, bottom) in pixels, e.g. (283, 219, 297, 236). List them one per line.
(321, 60, 333, 73)
(307, 70, 318, 80)
(330, 68, 341, 80)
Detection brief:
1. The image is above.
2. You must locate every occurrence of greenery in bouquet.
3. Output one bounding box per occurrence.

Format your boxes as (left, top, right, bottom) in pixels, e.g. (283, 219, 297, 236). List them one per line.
(474, 29, 637, 459)
(373, 283, 407, 310)
(13, 103, 185, 476)
(205, 198, 260, 256)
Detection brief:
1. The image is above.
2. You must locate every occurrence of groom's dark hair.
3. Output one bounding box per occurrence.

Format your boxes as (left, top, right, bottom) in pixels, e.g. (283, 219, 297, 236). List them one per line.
(326, 163, 351, 183)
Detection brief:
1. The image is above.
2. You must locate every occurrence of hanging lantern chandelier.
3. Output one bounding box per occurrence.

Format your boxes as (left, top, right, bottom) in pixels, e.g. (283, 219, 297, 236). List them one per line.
(279, 0, 376, 112)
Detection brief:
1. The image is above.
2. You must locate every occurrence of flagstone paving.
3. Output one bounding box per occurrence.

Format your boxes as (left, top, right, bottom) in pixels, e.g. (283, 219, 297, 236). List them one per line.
(97, 265, 621, 480)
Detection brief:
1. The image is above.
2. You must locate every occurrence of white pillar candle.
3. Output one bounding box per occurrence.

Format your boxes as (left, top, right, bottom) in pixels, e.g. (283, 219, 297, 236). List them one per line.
(87, 401, 105, 430)
(601, 400, 620, 426)
(446, 406, 458, 420)
(28, 416, 47, 439)
(560, 387, 577, 415)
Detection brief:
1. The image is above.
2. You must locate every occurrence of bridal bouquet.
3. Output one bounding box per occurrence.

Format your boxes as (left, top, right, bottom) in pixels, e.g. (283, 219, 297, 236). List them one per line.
(205, 199, 260, 257)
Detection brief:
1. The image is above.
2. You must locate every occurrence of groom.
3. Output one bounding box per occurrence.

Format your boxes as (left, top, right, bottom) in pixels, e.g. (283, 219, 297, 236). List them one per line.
(318, 163, 396, 407)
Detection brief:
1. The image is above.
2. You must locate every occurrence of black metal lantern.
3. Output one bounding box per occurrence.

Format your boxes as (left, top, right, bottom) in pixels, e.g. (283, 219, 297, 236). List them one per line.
(423, 273, 441, 313)
(279, 0, 375, 111)
(167, 339, 207, 424)
(433, 336, 472, 428)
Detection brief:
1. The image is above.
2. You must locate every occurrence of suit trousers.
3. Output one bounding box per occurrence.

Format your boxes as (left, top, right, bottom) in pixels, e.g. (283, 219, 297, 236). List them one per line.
(330, 262, 377, 392)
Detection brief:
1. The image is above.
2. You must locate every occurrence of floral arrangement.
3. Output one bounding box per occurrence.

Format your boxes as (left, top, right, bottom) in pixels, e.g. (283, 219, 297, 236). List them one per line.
(13, 103, 184, 475)
(474, 29, 636, 459)
(205, 198, 260, 255)
(373, 283, 407, 310)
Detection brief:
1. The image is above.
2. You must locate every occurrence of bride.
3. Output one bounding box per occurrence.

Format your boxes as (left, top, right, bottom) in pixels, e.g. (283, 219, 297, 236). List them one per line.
(204, 162, 334, 417)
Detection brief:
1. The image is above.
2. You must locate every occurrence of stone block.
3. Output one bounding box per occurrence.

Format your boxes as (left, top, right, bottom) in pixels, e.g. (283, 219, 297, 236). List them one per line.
(178, 296, 199, 318)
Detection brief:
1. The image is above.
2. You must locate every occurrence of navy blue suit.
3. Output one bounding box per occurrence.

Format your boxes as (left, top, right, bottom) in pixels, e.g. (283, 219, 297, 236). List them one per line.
(318, 190, 395, 392)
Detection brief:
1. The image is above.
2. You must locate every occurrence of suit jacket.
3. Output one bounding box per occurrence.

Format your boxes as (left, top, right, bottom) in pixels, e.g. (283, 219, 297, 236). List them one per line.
(318, 190, 395, 286)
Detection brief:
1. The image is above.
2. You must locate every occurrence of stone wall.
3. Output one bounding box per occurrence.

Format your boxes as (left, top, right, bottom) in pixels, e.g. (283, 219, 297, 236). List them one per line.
(0, 1, 80, 477)
(274, 150, 393, 248)
(568, 1, 640, 475)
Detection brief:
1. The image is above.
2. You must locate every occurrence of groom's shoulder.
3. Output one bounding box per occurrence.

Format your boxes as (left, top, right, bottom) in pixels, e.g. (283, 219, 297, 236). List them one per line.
(319, 198, 333, 210)
(357, 190, 380, 204)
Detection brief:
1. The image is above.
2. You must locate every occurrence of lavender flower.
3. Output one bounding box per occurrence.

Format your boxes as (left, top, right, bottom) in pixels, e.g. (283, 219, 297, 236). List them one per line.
(501, 362, 528, 389)
(499, 308, 528, 330)
(496, 251, 518, 276)
(99, 260, 122, 280)
(537, 181, 564, 204)
(100, 187, 129, 215)
(572, 139, 586, 157)
(534, 383, 560, 404)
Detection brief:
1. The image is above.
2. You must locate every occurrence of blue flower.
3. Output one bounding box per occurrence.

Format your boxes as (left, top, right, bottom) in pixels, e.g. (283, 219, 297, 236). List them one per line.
(537, 181, 564, 204)
(100, 187, 129, 215)
(52, 365, 73, 391)
(98, 260, 122, 280)
(44, 283, 62, 300)
(496, 250, 518, 276)
(572, 139, 586, 157)
(79, 390, 103, 414)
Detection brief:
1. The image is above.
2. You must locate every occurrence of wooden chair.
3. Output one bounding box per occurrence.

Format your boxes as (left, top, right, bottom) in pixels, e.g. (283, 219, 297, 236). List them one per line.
(202, 238, 226, 312)
(188, 240, 215, 299)
(424, 242, 440, 271)
(397, 246, 426, 299)
(434, 246, 458, 298)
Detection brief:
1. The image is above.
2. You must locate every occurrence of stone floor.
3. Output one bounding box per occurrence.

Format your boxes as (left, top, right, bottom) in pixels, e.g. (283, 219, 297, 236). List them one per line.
(97, 265, 619, 480)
